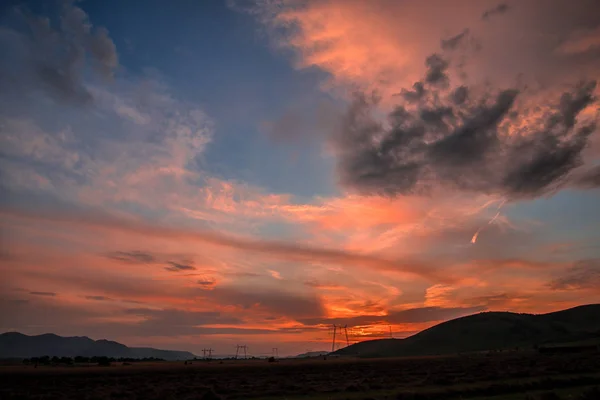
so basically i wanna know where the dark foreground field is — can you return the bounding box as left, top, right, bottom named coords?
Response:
left=1, top=351, right=599, bottom=400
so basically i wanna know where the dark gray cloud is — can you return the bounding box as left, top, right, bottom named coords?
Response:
left=398, top=81, right=426, bottom=103
left=299, top=306, right=484, bottom=327
left=502, top=83, right=597, bottom=196
left=0, top=1, right=118, bottom=104
left=441, top=29, right=470, bottom=51
left=425, top=54, right=450, bottom=86
left=106, top=251, right=200, bottom=273
left=548, top=259, right=600, bottom=290
left=84, top=295, right=112, bottom=301
left=451, top=85, right=469, bottom=105
left=335, top=51, right=598, bottom=199
left=165, top=261, right=196, bottom=272
left=482, top=3, right=510, bottom=20
left=197, top=278, right=216, bottom=286
left=106, top=250, right=157, bottom=264
left=29, top=291, right=57, bottom=297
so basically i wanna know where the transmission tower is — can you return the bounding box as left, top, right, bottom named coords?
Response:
left=344, top=324, right=350, bottom=347
left=235, top=344, right=247, bottom=359
left=331, top=324, right=337, bottom=352
left=202, top=348, right=213, bottom=359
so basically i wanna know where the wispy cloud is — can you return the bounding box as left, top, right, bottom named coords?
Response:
left=548, top=259, right=600, bottom=291
left=29, top=291, right=57, bottom=297
left=481, top=3, right=510, bottom=20
left=165, top=262, right=197, bottom=272
left=1, top=204, right=450, bottom=282
left=106, top=251, right=157, bottom=264
left=84, top=295, right=112, bottom=301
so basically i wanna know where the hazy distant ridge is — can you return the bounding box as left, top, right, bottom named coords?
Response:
left=294, top=351, right=329, bottom=358
left=0, top=332, right=195, bottom=360
left=334, top=304, right=600, bottom=358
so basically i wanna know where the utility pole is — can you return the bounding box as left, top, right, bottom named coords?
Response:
left=389, top=325, right=393, bottom=339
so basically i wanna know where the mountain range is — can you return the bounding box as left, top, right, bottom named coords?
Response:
left=0, top=332, right=195, bottom=360
left=333, top=304, right=600, bottom=358
left=3, top=304, right=599, bottom=361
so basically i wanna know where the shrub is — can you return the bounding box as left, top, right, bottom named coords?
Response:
left=538, top=392, right=562, bottom=400
left=97, top=357, right=112, bottom=367
left=579, top=387, right=600, bottom=400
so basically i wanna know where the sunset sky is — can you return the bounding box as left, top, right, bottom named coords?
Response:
left=1, top=0, right=600, bottom=357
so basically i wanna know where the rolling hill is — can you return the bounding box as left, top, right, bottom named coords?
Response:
left=294, top=351, right=329, bottom=358
left=333, top=304, right=600, bottom=358
left=0, top=332, right=195, bottom=360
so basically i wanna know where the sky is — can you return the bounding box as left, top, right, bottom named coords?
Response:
left=1, top=0, right=600, bottom=357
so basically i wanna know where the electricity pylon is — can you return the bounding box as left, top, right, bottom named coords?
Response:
left=235, top=345, right=247, bottom=359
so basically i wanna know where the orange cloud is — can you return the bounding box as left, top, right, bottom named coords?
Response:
left=251, top=0, right=600, bottom=111
left=267, top=0, right=490, bottom=100
left=0, top=205, right=450, bottom=282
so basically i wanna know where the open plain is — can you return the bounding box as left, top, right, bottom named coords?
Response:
left=1, top=351, right=600, bottom=400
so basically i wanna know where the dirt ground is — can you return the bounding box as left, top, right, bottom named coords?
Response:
left=1, top=351, right=599, bottom=399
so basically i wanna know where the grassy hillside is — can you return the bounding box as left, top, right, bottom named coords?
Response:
left=334, top=304, right=600, bottom=358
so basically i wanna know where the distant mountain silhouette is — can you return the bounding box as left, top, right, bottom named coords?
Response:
left=333, top=304, right=600, bottom=358
left=0, top=332, right=195, bottom=360
left=294, top=351, right=329, bottom=358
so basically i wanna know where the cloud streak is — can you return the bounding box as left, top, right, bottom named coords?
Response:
left=481, top=3, right=510, bottom=20
left=165, top=262, right=196, bottom=272
left=1, top=204, right=450, bottom=283
left=29, top=291, right=57, bottom=297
